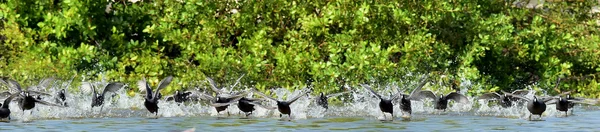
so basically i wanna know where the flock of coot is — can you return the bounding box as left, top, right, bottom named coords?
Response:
left=0, top=74, right=598, bottom=122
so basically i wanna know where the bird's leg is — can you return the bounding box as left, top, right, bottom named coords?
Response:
left=100, top=105, right=104, bottom=112
left=528, top=114, right=531, bottom=121
left=227, top=111, right=230, bottom=117
left=279, top=113, right=282, bottom=118
left=571, top=108, right=575, bottom=115
left=155, top=109, right=159, bottom=118
left=565, top=110, right=568, bottom=117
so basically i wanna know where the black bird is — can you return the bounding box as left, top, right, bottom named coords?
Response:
left=1, top=94, right=16, bottom=120
left=360, top=84, right=400, bottom=120
left=507, top=93, right=554, bottom=120
left=549, top=94, right=597, bottom=117
left=252, top=88, right=310, bottom=119
left=311, top=83, right=355, bottom=110
left=418, top=90, right=469, bottom=111
left=314, top=91, right=350, bottom=110
left=194, top=90, right=248, bottom=116
left=237, top=96, right=271, bottom=117
left=138, top=76, right=174, bottom=117
left=18, top=77, right=56, bottom=101
left=477, top=90, right=530, bottom=108
left=526, top=96, right=549, bottom=120
left=54, top=89, right=68, bottom=107
left=54, top=75, right=76, bottom=107
left=87, top=82, right=125, bottom=111
left=203, top=75, right=249, bottom=116
left=165, top=90, right=194, bottom=104
left=0, top=78, right=63, bottom=114
left=395, top=73, right=430, bottom=118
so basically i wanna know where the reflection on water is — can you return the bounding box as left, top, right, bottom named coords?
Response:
left=1, top=82, right=599, bottom=131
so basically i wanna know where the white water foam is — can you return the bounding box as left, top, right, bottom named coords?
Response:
left=2, top=78, right=593, bottom=122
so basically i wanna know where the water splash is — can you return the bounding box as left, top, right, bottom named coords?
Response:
left=3, top=80, right=595, bottom=122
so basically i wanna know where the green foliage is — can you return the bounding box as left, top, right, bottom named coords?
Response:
left=0, top=0, right=599, bottom=98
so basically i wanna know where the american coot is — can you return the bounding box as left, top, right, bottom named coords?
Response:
left=477, top=90, right=530, bottom=108
left=508, top=94, right=554, bottom=120
left=138, top=76, right=173, bottom=118
left=0, top=94, right=16, bottom=120
left=165, top=90, right=194, bottom=104
left=251, top=88, right=310, bottom=119
left=54, top=75, right=76, bottom=107
left=548, top=94, right=597, bottom=117
left=89, top=82, right=126, bottom=111
left=237, top=96, right=272, bottom=117
left=313, top=84, right=352, bottom=110
left=418, top=90, right=469, bottom=111
left=0, top=78, right=64, bottom=115
left=54, top=89, right=68, bottom=107
left=361, top=84, right=400, bottom=120
left=395, top=73, right=430, bottom=118
left=204, top=75, right=249, bottom=116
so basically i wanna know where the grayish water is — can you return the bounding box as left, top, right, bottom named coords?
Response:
left=1, top=109, right=599, bottom=131
left=1, top=82, right=599, bottom=131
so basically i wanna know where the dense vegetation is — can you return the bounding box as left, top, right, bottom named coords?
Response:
left=1, top=0, right=599, bottom=98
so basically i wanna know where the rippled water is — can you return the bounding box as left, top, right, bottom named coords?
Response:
left=2, top=107, right=599, bottom=131
left=1, top=82, right=599, bottom=131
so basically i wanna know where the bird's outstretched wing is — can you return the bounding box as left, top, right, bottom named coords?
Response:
left=1, top=78, right=23, bottom=93
left=155, top=76, right=173, bottom=99
left=102, top=82, right=125, bottom=96
left=35, top=98, right=65, bottom=107
left=477, top=92, right=502, bottom=100
left=286, top=88, right=310, bottom=104
left=229, top=74, right=246, bottom=91
left=417, top=90, right=437, bottom=101
left=251, top=89, right=279, bottom=102
left=360, top=84, right=383, bottom=100
left=447, top=92, right=469, bottom=103
left=194, top=92, right=216, bottom=101
left=1, top=93, right=18, bottom=108
left=27, top=90, right=53, bottom=97
left=37, top=77, right=56, bottom=90
left=0, top=91, right=11, bottom=100
left=247, top=101, right=277, bottom=110
left=510, top=90, right=530, bottom=96
left=504, top=93, right=531, bottom=101
left=407, top=73, right=430, bottom=100
left=80, top=82, right=94, bottom=95
left=137, top=78, right=152, bottom=99
left=210, top=97, right=242, bottom=107
left=206, top=77, right=227, bottom=95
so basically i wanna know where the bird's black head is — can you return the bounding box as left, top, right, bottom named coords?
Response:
left=559, top=96, right=564, bottom=101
